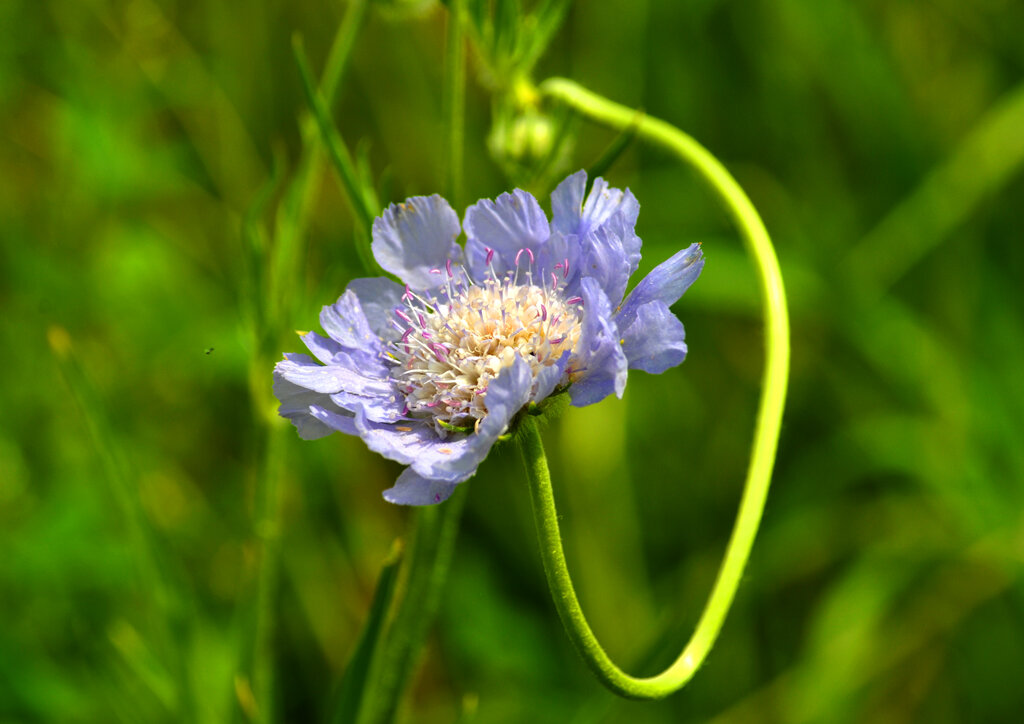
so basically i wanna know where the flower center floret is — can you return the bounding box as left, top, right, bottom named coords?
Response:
left=389, top=259, right=582, bottom=434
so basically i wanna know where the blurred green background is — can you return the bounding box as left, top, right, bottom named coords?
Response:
left=3, top=0, right=1024, bottom=722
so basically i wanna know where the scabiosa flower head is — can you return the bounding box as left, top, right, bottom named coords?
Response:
left=273, top=171, right=704, bottom=505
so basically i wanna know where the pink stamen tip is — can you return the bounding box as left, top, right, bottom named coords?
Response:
left=429, top=343, right=447, bottom=361
left=540, top=304, right=547, bottom=321
left=485, top=247, right=495, bottom=265
left=562, top=258, right=570, bottom=279
left=418, top=313, right=427, bottom=327
left=567, top=296, right=583, bottom=305
left=434, top=493, right=441, bottom=503
left=396, top=309, right=412, bottom=324
left=515, top=247, right=535, bottom=266
left=430, top=268, right=442, bottom=275
left=551, top=272, right=558, bottom=288
left=446, top=259, right=453, bottom=277
left=401, top=329, right=414, bottom=343
left=403, top=284, right=413, bottom=300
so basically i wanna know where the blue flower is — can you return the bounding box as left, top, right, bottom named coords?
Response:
left=273, top=171, right=704, bottom=505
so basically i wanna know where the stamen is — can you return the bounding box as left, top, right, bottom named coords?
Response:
left=389, top=271, right=583, bottom=430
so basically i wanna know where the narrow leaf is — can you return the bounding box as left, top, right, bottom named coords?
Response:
left=331, top=540, right=405, bottom=724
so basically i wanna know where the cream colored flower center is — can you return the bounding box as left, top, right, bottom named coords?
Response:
left=391, top=278, right=582, bottom=433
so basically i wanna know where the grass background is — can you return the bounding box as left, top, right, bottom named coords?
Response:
left=2, top=0, right=1024, bottom=722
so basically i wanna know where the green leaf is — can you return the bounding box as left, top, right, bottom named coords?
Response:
left=331, top=540, right=405, bottom=724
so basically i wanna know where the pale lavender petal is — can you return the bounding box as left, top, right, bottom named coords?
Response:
left=300, top=331, right=342, bottom=365
left=615, top=243, right=704, bottom=330
left=275, top=353, right=391, bottom=397
left=382, top=467, right=459, bottom=506
left=319, top=290, right=384, bottom=361
left=581, top=177, right=639, bottom=236
left=354, top=356, right=533, bottom=483
left=273, top=373, right=338, bottom=440
left=619, top=301, right=688, bottom=374
left=464, top=189, right=551, bottom=279
left=550, top=171, right=639, bottom=240
left=569, top=278, right=628, bottom=407
left=573, top=212, right=641, bottom=304
left=308, top=404, right=358, bottom=436
left=276, top=352, right=403, bottom=423
left=371, top=195, right=462, bottom=290
left=330, top=387, right=406, bottom=423
left=531, top=351, right=570, bottom=403
left=346, top=277, right=405, bottom=342
left=409, top=354, right=533, bottom=481
left=550, top=170, right=587, bottom=235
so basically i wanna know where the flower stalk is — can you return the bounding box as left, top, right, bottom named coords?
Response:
left=518, top=78, right=790, bottom=699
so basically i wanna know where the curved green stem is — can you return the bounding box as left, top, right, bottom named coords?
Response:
left=518, top=78, right=790, bottom=699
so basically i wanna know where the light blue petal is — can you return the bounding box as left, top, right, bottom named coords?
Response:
left=619, top=301, right=688, bottom=374
left=550, top=170, right=587, bottom=235
left=550, top=171, right=639, bottom=240
left=319, top=290, right=385, bottom=363
left=464, top=189, right=552, bottom=279
left=531, top=351, right=570, bottom=403
left=382, top=467, right=459, bottom=506
left=573, top=212, right=641, bottom=304
left=273, top=373, right=340, bottom=440
left=581, top=177, right=639, bottom=236
left=569, top=278, right=628, bottom=407
left=276, top=353, right=392, bottom=397
left=371, top=195, right=462, bottom=290
left=353, top=355, right=533, bottom=483
left=330, top=387, right=407, bottom=423
left=308, top=404, right=358, bottom=435
left=300, top=331, right=342, bottom=364
left=615, top=243, right=704, bottom=330
left=346, top=277, right=405, bottom=342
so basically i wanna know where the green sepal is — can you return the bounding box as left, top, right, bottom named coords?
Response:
left=438, top=419, right=475, bottom=434
left=534, top=390, right=570, bottom=421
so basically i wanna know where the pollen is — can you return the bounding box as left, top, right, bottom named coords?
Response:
left=389, top=261, right=582, bottom=435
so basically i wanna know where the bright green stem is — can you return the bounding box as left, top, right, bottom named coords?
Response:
left=363, top=485, right=468, bottom=724
left=520, top=78, right=790, bottom=699
left=293, top=34, right=379, bottom=275
left=443, top=0, right=466, bottom=207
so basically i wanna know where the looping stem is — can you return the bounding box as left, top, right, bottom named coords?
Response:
left=517, top=78, right=790, bottom=699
